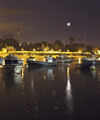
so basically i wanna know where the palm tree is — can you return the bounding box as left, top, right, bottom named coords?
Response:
left=69, top=37, right=75, bottom=44
left=77, top=37, right=82, bottom=44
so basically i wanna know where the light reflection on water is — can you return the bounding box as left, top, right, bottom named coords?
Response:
left=98, top=69, right=100, bottom=81
left=65, top=67, right=74, bottom=114
left=2, top=73, right=22, bottom=87
left=0, top=63, right=100, bottom=119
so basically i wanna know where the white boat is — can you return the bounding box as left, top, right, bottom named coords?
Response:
left=18, top=58, right=23, bottom=65
left=10, top=55, right=23, bottom=65
left=2, top=54, right=23, bottom=74
left=27, top=56, right=57, bottom=66
left=0, top=57, right=5, bottom=65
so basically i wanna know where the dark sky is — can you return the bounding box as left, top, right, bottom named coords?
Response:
left=0, top=0, right=100, bottom=46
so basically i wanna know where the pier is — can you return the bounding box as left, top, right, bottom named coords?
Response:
left=0, top=50, right=92, bottom=58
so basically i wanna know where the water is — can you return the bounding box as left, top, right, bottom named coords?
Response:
left=0, top=62, right=100, bottom=120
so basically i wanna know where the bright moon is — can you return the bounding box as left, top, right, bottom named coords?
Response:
left=67, top=22, right=71, bottom=26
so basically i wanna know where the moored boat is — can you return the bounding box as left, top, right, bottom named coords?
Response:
left=2, top=54, right=23, bottom=74
left=27, top=56, right=57, bottom=66
left=76, top=54, right=96, bottom=69
left=0, top=57, right=5, bottom=65
left=76, top=61, right=96, bottom=69
left=56, top=54, right=73, bottom=63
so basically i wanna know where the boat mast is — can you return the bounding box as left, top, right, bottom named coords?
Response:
left=84, top=33, right=87, bottom=54
left=63, top=37, right=65, bottom=53
left=85, top=34, right=86, bottom=51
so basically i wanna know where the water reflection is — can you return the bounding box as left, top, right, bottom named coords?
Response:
left=28, top=66, right=56, bottom=81
left=23, top=65, right=69, bottom=119
left=21, top=63, right=26, bottom=79
left=90, top=69, right=96, bottom=79
left=97, top=69, right=100, bottom=82
left=1, top=63, right=27, bottom=89
left=1, top=63, right=100, bottom=120
left=13, top=74, right=22, bottom=85
left=2, top=73, right=22, bottom=88
left=0, top=69, right=5, bottom=88
left=78, top=57, right=81, bottom=64
left=23, top=66, right=57, bottom=119
left=65, top=66, right=74, bottom=114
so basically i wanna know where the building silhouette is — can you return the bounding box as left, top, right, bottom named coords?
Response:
left=17, top=28, right=20, bottom=43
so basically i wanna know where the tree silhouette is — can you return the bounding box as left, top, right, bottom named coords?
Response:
left=53, top=40, right=64, bottom=51
left=2, top=34, right=20, bottom=50
left=69, top=37, right=75, bottom=44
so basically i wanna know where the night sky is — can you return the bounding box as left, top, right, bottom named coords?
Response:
left=0, top=0, right=100, bottom=46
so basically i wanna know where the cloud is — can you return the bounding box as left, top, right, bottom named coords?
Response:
left=0, top=8, right=37, bottom=32
left=0, top=8, right=30, bottom=17
left=0, top=21, right=22, bottom=30
left=0, top=8, right=32, bottom=30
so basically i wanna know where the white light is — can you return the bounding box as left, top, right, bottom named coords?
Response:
left=67, top=22, right=71, bottom=26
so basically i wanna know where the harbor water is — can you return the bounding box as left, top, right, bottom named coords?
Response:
left=0, top=62, right=100, bottom=120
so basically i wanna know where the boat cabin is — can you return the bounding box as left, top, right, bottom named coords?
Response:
left=44, top=56, right=54, bottom=63
left=4, top=54, right=19, bottom=65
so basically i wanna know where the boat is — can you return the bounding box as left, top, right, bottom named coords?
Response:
left=56, top=54, right=73, bottom=63
left=76, top=35, right=96, bottom=69
left=2, top=54, right=23, bottom=74
left=76, top=54, right=96, bottom=69
left=27, top=56, right=57, bottom=66
left=17, top=57, right=23, bottom=65
left=56, top=37, right=73, bottom=63
left=94, top=57, right=100, bottom=65
left=0, top=57, right=5, bottom=65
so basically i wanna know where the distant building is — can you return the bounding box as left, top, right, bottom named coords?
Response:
left=41, top=43, right=50, bottom=51
left=17, top=28, right=20, bottom=43
left=2, top=48, right=7, bottom=53
left=41, top=43, right=45, bottom=50
left=2, top=46, right=16, bottom=52
left=44, top=45, right=49, bottom=51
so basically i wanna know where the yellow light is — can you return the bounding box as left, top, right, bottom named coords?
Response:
left=44, top=58, right=45, bottom=62
left=21, top=48, right=24, bottom=51
left=27, top=42, right=30, bottom=45
left=43, top=74, right=46, bottom=80
left=78, top=49, right=82, bottom=53
left=33, top=49, right=35, bottom=51
left=0, top=65, right=3, bottom=68
left=2, top=48, right=7, bottom=53
left=67, top=67, right=69, bottom=79
left=21, top=68, right=24, bottom=79
left=51, top=49, right=53, bottom=52
left=98, top=50, right=100, bottom=54
left=19, top=43, right=21, bottom=46
left=78, top=57, right=81, bottom=64
left=59, top=49, right=61, bottom=52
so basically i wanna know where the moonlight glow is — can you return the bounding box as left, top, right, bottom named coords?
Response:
left=67, top=22, right=71, bottom=26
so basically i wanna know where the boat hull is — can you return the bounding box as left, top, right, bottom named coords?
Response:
left=3, top=64, right=23, bottom=74
left=27, top=60, right=57, bottom=66
left=76, top=60, right=96, bottom=69
left=57, top=57, right=73, bottom=63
